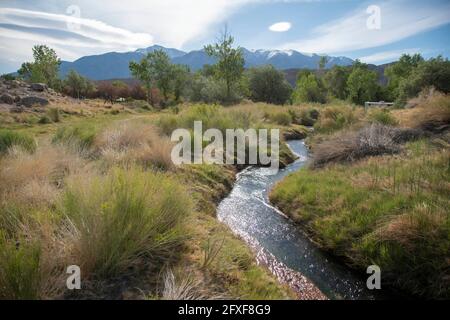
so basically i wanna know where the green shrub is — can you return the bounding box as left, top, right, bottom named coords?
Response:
left=314, top=105, right=363, bottom=133
left=61, top=168, right=191, bottom=278
left=0, top=129, right=37, bottom=154
left=269, top=112, right=292, bottom=126
left=368, top=108, right=398, bottom=126
left=52, top=123, right=97, bottom=150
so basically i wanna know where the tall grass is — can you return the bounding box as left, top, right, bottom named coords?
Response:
left=314, top=104, right=364, bottom=133
left=94, top=123, right=175, bottom=171
left=52, top=123, right=98, bottom=152
left=0, top=129, right=36, bottom=154
left=61, top=167, right=192, bottom=278
left=270, top=141, right=450, bottom=298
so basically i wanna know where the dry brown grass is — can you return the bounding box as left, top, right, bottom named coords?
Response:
left=394, top=90, right=450, bottom=132
left=312, top=124, right=422, bottom=167
left=0, top=144, right=85, bottom=206
left=94, top=123, right=175, bottom=171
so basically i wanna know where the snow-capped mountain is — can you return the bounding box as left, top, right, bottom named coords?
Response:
left=59, top=45, right=354, bottom=80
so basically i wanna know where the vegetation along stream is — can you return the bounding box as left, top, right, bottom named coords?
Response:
left=217, top=140, right=386, bottom=300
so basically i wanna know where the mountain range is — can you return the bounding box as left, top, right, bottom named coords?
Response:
left=60, top=45, right=354, bottom=80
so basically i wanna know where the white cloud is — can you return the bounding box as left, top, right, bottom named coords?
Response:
left=269, top=22, right=292, bottom=32
left=281, top=1, right=450, bottom=54
left=359, top=48, right=421, bottom=64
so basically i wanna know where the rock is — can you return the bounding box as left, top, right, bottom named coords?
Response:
left=10, top=106, right=24, bottom=113
left=0, top=93, right=14, bottom=104
left=20, top=96, right=49, bottom=107
left=30, top=83, right=47, bottom=92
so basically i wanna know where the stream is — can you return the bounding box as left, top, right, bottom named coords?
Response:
left=217, top=140, right=381, bottom=300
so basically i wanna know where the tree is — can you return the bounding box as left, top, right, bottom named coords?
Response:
left=323, top=65, right=352, bottom=100
left=172, top=64, right=190, bottom=102
left=385, top=53, right=424, bottom=99
left=396, top=55, right=450, bottom=105
left=129, top=55, right=156, bottom=106
left=347, top=64, right=378, bottom=105
left=292, top=70, right=326, bottom=104
left=247, top=65, right=292, bottom=105
left=204, top=27, right=245, bottom=102
left=130, top=49, right=176, bottom=106
left=18, top=45, right=61, bottom=88
left=64, top=70, right=94, bottom=99
left=318, top=56, right=329, bottom=70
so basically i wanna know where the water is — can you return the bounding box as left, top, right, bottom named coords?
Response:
left=217, top=140, right=379, bottom=300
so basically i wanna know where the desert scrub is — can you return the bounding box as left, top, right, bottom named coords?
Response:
left=0, top=129, right=37, bottom=154
left=270, top=141, right=450, bottom=298
left=61, top=167, right=192, bottom=278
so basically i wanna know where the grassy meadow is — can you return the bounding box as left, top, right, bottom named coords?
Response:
left=0, top=100, right=312, bottom=299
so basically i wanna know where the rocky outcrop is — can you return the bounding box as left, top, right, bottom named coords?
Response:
left=30, top=83, right=47, bottom=92
left=0, top=93, right=14, bottom=104
left=20, top=96, right=49, bottom=107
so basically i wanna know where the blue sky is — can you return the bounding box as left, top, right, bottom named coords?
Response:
left=0, top=0, right=449, bottom=73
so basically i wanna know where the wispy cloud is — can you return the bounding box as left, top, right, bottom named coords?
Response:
left=0, top=8, right=154, bottom=49
left=281, top=0, right=450, bottom=54
left=269, top=22, right=292, bottom=32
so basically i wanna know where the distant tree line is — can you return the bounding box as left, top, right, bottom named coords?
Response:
left=10, top=42, right=450, bottom=108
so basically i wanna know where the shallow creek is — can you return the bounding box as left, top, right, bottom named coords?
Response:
left=217, top=140, right=381, bottom=300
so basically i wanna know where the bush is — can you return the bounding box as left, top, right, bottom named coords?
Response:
left=61, top=168, right=191, bottom=277
left=247, top=65, right=292, bottom=105
left=368, top=109, right=398, bottom=126
left=314, top=105, right=364, bottom=133
left=0, top=129, right=37, bottom=154
left=312, top=124, right=422, bottom=167
left=269, top=112, right=292, bottom=126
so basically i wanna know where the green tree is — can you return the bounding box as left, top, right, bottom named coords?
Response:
left=247, top=65, right=292, bottom=105
left=129, top=54, right=156, bottom=106
left=18, top=45, right=61, bottom=88
left=292, top=70, right=326, bottom=104
left=172, top=64, right=190, bottom=102
left=396, top=55, right=450, bottom=105
left=130, top=50, right=175, bottom=106
left=385, top=53, right=424, bottom=99
left=323, top=65, right=351, bottom=100
left=318, top=56, right=329, bottom=70
left=64, top=70, right=94, bottom=99
left=204, top=27, right=245, bottom=102
left=347, top=64, right=378, bottom=105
